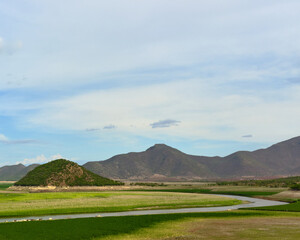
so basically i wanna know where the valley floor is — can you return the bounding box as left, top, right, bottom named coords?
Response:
left=1, top=183, right=299, bottom=239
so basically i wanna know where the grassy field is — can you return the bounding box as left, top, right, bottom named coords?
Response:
left=0, top=191, right=241, bottom=218
left=131, top=185, right=284, bottom=197
left=0, top=211, right=300, bottom=240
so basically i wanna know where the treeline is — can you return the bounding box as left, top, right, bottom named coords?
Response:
left=130, top=182, right=167, bottom=187
left=216, top=176, right=300, bottom=189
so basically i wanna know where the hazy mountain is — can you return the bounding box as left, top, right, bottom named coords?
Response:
left=15, top=159, right=123, bottom=186
left=0, top=164, right=39, bottom=181
left=84, top=136, right=300, bottom=180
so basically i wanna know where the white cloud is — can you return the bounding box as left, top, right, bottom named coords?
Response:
left=17, top=154, right=64, bottom=165
left=1, top=1, right=300, bottom=90
left=0, top=133, right=9, bottom=142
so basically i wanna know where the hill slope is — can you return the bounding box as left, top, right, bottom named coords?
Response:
left=15, top=159, right=123, bottom=186
left=84, top=136, right=300, bottom=180
left=0, top=164, right=39, bottom=181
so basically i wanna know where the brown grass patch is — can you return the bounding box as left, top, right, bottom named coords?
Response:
left=183, top=217, right=300, bottom=240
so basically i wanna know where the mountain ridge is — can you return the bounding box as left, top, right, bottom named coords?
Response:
left=84, top=136, right=300, bottom=180
left=2, top=136, right=300, bottom=181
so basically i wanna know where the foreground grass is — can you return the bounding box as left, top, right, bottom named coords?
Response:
left=0, top=211, right=299, bottom=240
left=0, top=191, right=241, bottom=218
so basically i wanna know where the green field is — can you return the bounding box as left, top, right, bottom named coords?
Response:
left=0, top=211, right=300, bottom=240
left=0, top=191, right=241, bottom=218
left=0, top=183, right=13, bottom=190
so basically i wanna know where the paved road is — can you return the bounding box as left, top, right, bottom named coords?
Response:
left=0, top=194, right=288, bottom=223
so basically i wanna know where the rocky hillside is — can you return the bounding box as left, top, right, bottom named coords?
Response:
left=15, top=159, right=123, bottom=187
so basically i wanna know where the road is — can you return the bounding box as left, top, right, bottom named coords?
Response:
left=0, top=194, right=288, bottom=223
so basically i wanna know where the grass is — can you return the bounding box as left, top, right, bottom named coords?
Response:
left=247, top=200, right=300, bottom=212
left=0, top=211, right=299, bottom=240
left=0, top=191, right=241, bottom=218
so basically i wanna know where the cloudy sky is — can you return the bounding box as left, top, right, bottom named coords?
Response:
left=1, top=0, right=300, bottom=166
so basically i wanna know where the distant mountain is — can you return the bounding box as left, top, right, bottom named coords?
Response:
left=0, top=164, right=39, bottom=181
left=84, top=136, right=300, bottom=180
left=15, top=159, right=123, bottom=187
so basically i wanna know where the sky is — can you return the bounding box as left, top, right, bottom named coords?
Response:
left=1, top=0, right=300, bottom=166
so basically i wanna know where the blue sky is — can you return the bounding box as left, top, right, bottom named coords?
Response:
left=1, top=0, right=300, bottom=166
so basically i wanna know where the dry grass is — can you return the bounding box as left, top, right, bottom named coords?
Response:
left=266, top=190, right=300, bottom=201
left=96, top=216, right=300, bottom=240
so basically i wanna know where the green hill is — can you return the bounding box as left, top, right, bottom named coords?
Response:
left=14, top=159, right=123, bottom=187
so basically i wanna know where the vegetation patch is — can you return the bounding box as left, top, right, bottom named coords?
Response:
left=134, top=188, right=280, bottom=197
left=217, top=176, right=300, bottom=188
left=130, top=182, right=167, bottom=187
left=0, top=183, right=13, bottom=190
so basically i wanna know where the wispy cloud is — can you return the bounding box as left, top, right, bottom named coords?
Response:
left=150, top=119, right=181, bottom=128
left=242, top=134, right=253, bottom=138
left=85, top=128, right=100, bottom=132
left=103, top=124, right=116, bottom=130
left=0, top=133, right=39, bottom=145
left=16, top=153, right=64, bottom=165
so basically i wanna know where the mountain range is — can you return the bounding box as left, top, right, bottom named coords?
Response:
left=83, top=136, right=300, bottom=180
left=1, top=136, right=300, bottom=181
